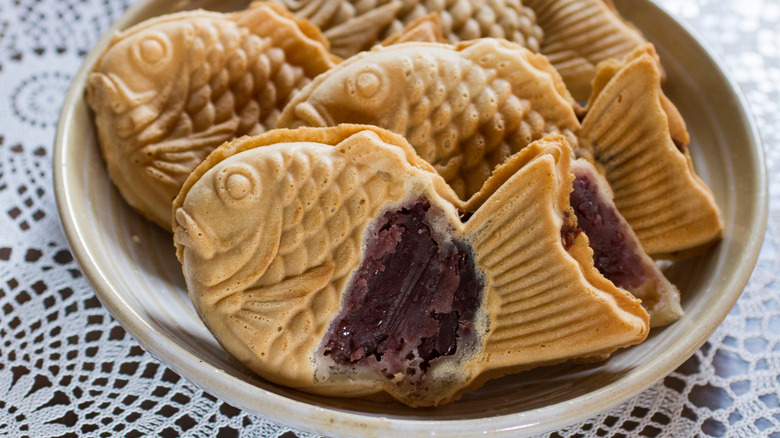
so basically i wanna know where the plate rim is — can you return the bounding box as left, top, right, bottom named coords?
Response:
left=53, top=0, right=768, bottom=436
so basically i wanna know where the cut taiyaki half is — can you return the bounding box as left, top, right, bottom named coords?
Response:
left=172, top=125, right=648, bottom=407
left=579, top=46, right=723, bottom=258
left=524, top=0, right=651, bottom=102
left=569, top=159, right=682, bottom=327
left=462, top=140, right=681, bottom=327
left=85, top=2, right=337, bottom=229
left=277, top=38, right=581, bottom=202
left=271, top=0, right=544, bottom=58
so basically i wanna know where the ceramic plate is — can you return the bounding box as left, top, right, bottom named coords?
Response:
left=54, top=1, right=767, bottom=436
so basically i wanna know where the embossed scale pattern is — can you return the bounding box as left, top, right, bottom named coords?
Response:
left=403, top=50, right=559, bottom=199
left=144, top=18, right=312, bottom=187
left=273, top=0, right=543, bottom=57
left=279, top=41, right=579, bottom=200
left=451, top=44, right=580, bottom=198
left=182, top=20, right=311, bottom=145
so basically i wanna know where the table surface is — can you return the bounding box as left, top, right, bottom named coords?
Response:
left=1, top=0, right=779, bottom=436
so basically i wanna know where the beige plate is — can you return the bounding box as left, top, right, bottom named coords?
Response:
left=54, top=0, right=767, bottom=436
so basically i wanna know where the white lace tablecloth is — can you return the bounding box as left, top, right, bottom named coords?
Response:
left=1, top=0, right=779, bottom=436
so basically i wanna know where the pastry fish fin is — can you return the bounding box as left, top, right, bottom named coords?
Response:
left=139, top=119, right=239, bottom=187
left=241, top=262, right=335, bottom=305
left=142, top=118, right=238, bottom=156
left=323, top=1, right=403, bottom=58
left=457, top=39, right=580, bottom=131
left=464, top=136, right=648, bottom=375
left=235, top=261, right=334, bottom=380
left=580, top=49, right=722, bottom=257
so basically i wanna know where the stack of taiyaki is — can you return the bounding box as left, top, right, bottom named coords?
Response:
left=85, top=0, right=723, bottom=407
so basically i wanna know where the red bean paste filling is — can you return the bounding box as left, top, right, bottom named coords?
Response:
left=560, top=211, right=580, bottom=250
left=570, top=171, right=646, bottom=289
left=672, top=136, right=687, bottom=153
left=323, top=198, right=483, bottom=383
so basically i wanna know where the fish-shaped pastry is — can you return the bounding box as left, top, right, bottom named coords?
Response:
left=569, top=158, right=682, bottom=327
left=172, top=125, right=649, bottom=407
left=579, top=45, right=723, bottom=258
left=277, top=39, right=581, bottom=202
left=270, top=0, right=544, bottom=58
left=524, top=0, right=650, bottom=102
left=458, top=140, right=682, bottom=327
left=85, top=2, right=337, bottom=229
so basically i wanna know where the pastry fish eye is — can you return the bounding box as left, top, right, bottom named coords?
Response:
left=215, top=163, right=261, bottom=208
left=345, top=65, right=390, bottom=106
left=130, top=30, right=173, bottom=74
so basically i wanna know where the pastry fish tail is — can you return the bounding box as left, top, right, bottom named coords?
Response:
left=322, top=1, right=403, bottom=58
left=580, top=46, right=722, bottom=258
left=524, top=0, right=648, bottom=101
left=570, top=158, right=683, bottom=328
left=463, top=135, right=649, bottom=376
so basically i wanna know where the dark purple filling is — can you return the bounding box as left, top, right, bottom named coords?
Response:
left=560, top=211, right=581, bottom=250
left=323, top=198, right=483, bottom=382
left=672, top=135, right=687, bottom=153
left=570, top=171, right=646, bottom=289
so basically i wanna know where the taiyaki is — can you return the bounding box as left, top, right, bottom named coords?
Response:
left=524, top=0, right=650, bottom=102
left=579, top=45, right=723, bottom=258
left=172, top=125, right=649, bottom=407
left=270, top=0, right=544, bottom=58
left=569, top=158, right=682, bottom=327
left=459, top=140, right=682, bottom=327
left=85, top=2, right=337, bottom=229
left=277, top=39, right=581, bottom=201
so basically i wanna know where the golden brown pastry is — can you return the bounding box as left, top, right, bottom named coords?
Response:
left=85, top=2, right=337, bottom=229
left=271, top=0, right=544, bottom=58
left=380, top=13, right=447, bottom=46
left=172, top=125, right=649, bottom=407
left=277, top=39, right=581, bottom=201
left=579, top=45, right=723, bottom=258
left=524, top=0, right=650, bottom=101
left=569, top=158, right=682, bottom=327
left=462, top=139, right=682, bottom=327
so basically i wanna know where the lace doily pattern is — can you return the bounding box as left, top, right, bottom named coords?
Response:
left=0, top=0, right=778, bottom=437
